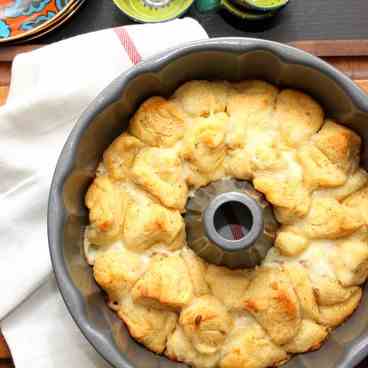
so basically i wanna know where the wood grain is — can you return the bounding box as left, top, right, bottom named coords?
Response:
left=0, top=86, right=9, bottom=104
left=0, top=335, right=10, bottom=359
left=290, top=40, right=368, bottom=57
left=0, top=362, right=13, bottom=368
left=0, top=63, right=11, bottom=87
left=0, top=45, right=41, bottom=62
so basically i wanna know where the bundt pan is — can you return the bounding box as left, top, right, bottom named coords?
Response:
left=48, top=37, right=368, bottom=368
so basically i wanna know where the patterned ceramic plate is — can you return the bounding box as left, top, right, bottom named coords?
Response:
left=0, top=0, right=78, bottom=43
left=18, top=0, right=85, bottom=42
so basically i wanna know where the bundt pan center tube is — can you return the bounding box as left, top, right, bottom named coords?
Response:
left=48, top=37, right=368, bottom=368
left=203, top=191, right=264, bottom=252
left=186, top=179, right=277, bottom=268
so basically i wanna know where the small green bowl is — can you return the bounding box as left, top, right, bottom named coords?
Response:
left=112, top=0, right=194, bottom=23
left=237, top=0, right=288, bottom=12
left=221, top=0, right=279, bottom=20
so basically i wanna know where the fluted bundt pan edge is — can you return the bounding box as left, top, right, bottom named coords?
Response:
left=48, top=37, right=368, bottom=368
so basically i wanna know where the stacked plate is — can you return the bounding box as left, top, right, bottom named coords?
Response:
left=0, top=0, right=86, bottom=44
left=196, top=0, right=289, bottom=21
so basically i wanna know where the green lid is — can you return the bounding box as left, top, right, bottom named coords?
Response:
left=196, top=0, right=221, bottom=12
left=237, top=0, right=288, bottom=11
left=112, top=0, right=194, bottom=23
left=221, top=0, right=279, bottom=20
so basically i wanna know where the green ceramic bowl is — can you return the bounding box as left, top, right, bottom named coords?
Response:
left=221, top=0, right=279, bottom=20
left=238, top=0, right=288, bottom=11
left=112, top=0, right=194, bottom=23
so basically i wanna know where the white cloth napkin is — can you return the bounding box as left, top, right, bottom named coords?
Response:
left=0, top=18, right=208, bottom=367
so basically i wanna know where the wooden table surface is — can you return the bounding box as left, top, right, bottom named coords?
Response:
left=1, top=42, right=368, bottom=367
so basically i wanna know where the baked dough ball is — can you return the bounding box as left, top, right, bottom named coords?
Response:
left=131, top=254, right=194, bottom=310
left=181, top=247, right=210, bottom=297
left=298, top=120, right=361, bottom=188
left=330, top=232, right=368, bottom=286
left=129, top=96, right=186, bottom=147
left=123, top=200, right=185, bottom=252
left=283, top=263, right=320, bottom=321
left=314, top=120, right=361, bottom=173
left=318, top=288, right=362, bottom=327
left=289, top=197, right=363, bottom=239
left=284, top=262, right=362, bottom=328
left=225, top=81, right=280, bottom=179
left=172, top=80, right=234, bottom=117
left=166, top=326, right=221, bottom=368
left=182, top=113, right=228, bottom=187
left=93, top=247, right=145, bottom=304
left=180, top=296, right=232, bottom=354
left=103, top=133, right=144, bottom=180
left=344, top=185, right=368, bottom=224
left=253, top=174, right=311, bottom=223
left=118, top=297, right=177, bottom=353
left=205, top=265, right=251, bottom=311
left=220, top=324, right=288, bottom=368
left=225, top=134, right=283, bottom=180
left=310, top=274, right=360, bottom=306
left=85, top=175, right=128, bottom=245
left=275, top=230, right=309, bottom=256
left=283, top=319, right=328, bottom=353
left=274, top=89, right=324, bottom=147
left=227, top=80, right=279, bottom=147
left=243, top=266, right=301, bottom=345
left=131, top=147, right=188, bottom=210
left=316, top=168, right=368, bottom=201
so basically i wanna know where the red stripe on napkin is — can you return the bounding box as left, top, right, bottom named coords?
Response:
left=230, top=224, right=244, bottom=240
left=114, top=27, right=142, bottom=65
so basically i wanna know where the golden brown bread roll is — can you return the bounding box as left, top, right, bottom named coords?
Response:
left=85, top=175, right=128, bottom=246
left=226, top=80, right=279, bottom=148
left=287, top=197, right=363, bottom=239
left=298, top=120, right=361, bottom=189
left=275, top=230, right=309, bottom=256
left=314, top=120, right=361, bottom=174
left=283, top=262, right=321, bottom=321
left=131, top=147, right=188, bottom=210
left=166, top=326, right=221, bottom=368
left=205, top=265, right=251, bottom=311
left=283, top=319, right=328, bottom=353
left=180, top=296, right=232, bottom=354
left=172, top=80, right=234, bottom=117
left=129, top=96, right=186, bottom=147
left=274, top=89, right=324, bottom=147
left=243, top=266, right=301, bottom=345
left=181, top=247, right=210, bottom=297
left=284, top=262, right=363, bottom=328
left=318, top=288, right=362, bottom=327
left=310, top=274, right=360, bottom=306
left=220, top=323, right=289, bottom=368
left=103, top=133, right=144, bottom=180
left=225, top=81, right=280, bottom=179
left=182, top=112, right=228, bottom=188
left=93, top=247, right=146, bottom=304
left=330, top=231, right=368, bottom=287
left=316, top=168, right=368, bottom=201
left=118, top=296, right=177, bottom=353
left=131, top=254, right=194, bottom=310
left=344, top=185, right=368, bottom=224
left=253, top=174, right=311, bottom=222
left=123, top=200, right=185, bottom=252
